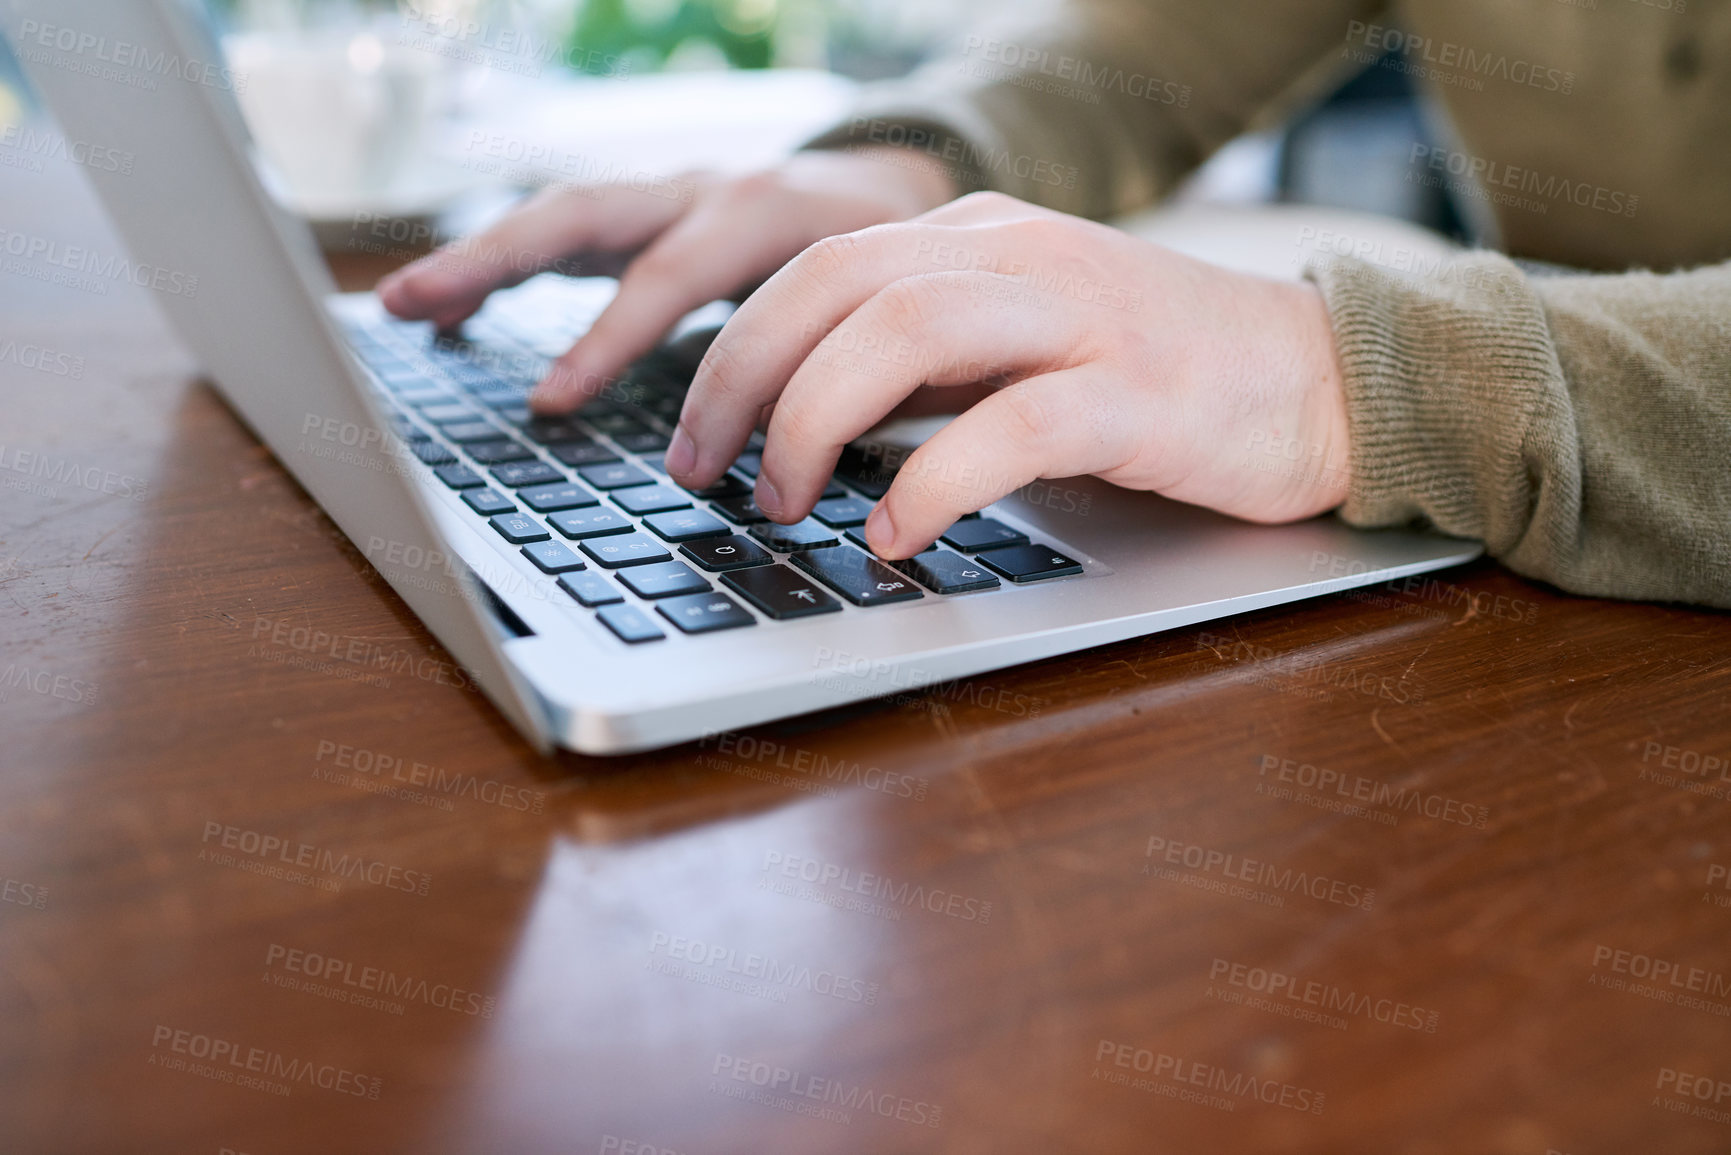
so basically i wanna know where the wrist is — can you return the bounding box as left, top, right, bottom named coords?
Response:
left=1288, top=282, right=1353, bottom=514
left=789, top=145, right=959, bottom=217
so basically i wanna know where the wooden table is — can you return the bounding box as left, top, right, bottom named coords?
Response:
left=5, top=141, right=1731, bottom=1155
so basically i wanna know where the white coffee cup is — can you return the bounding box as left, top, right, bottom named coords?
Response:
left=226, top=26, right=442, bottom=213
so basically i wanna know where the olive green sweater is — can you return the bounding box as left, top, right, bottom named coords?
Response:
left=808, top=0, right=1731, bottom=606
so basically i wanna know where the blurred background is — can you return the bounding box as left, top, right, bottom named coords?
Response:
left=0, top=0, right=1467, bottom=252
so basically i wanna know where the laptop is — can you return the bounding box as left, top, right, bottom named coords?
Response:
left=11, top=0, right=1481, bottom=754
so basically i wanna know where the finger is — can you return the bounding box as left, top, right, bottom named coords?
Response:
left=530, top=185, right=815, bottom=414
left=865, top=368, right=1135, bottom=558
left=754, top=272, right=1084, bottom=520
left=673, top=222, right=1025, bottom=486
left=378, top=183, right=689, bottom=330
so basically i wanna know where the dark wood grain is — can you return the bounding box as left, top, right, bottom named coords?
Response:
left=4, top=152, right=1730, bottom=1155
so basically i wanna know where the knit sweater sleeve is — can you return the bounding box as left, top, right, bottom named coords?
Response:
left=802, top=0, right=1383, bottom=220
left=1309, top=254, right=1731, bottom=607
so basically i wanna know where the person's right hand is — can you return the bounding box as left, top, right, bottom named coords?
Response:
left=376, top=149, right=956, bottom=414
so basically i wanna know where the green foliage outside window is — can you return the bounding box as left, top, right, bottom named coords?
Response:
left=568, top=0, right=781, bottom=73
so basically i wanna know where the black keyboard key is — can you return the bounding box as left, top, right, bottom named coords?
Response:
left=420, top=402, right=477, bottom=423
left=521, top=540, right=586, bottom=574
left=732, top=452, right=763, bottom=478
left=584, top=409, right=650, bottom=436
left=711, top=495, right=768, bottom=525
left=524, top=417, right=590, bottom=445
left=840, top=475, right=890, bottom=499
left=643, top=508, right=729, bottom=542
left=548, top=508, right=633, bottom=539
left=433, top=464, right=485, bottom=489
left=597, top=604, right=665, bottom=644
left=638, top=453, right=666, bottom=475
left=749, top=519, right=839, bottom=552
left=722, top=565, right=842, bottom=620
left=490, top=513, right=549, bottom=544
left=614, top=430, right=671, bottom=453
left=616, top=561, right=711, bottom=600
left=580, top=532, right=672, bottom=568
left=680, top=535, right=773, bottom=572
left=518, top=481, right=600, bottom=512
left=820, top=479, right=849, bottom=500
left=495, top=405, right=533, bottom=426
left=681, top=472, right=750, bottom=500
left=791, top=547, right=924, bottom=606
left=656, top=592, right=756, bottom=635
left=558, top=570, right=623, bottom=607
left=442, top=420, right=507, bottom=443
left=611, top=484, right=692, bottom=516
left=810, top=496, right=874, bottom=528
left=642, top=394, right=683, bottom=421
left=464, top=439, right=535, bottom=464
left=833, top=445, right=893, bottom=498
left=843, top=526, right=935, bottom=554
left=491, top=461, right=564, bottom=489
left=472, top=389, right=529, bottom=411
left=977, top=544, right=1084, bottom=583
left=457, top=393, right=520, bottom=416
left=462, top=488, right=516, bottom=516
left=410, top=440, right=458, bottom=465
left=940, top=518, right=1030, bottom=552
left=578, top=462, right=654, bottom=490
left=892, top=550, right=1001, bottom=594
left=549, top=440, right=621, bottom=467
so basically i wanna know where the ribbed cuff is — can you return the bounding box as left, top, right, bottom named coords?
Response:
left=800, top=113, right=996, bottom=201
left=1305, top=252, right=1569, bottom=557
left=796, top=108, right=1003, bottom=200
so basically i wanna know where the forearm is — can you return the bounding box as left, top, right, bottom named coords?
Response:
left=1311, top=254, right=1731, bottom=607
left=805, top=0, right=1386, bottom=219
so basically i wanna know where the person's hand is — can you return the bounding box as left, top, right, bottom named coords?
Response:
left=665, top=192, right=1352, bottom=558
left=376, top=149, right=955, bottom=414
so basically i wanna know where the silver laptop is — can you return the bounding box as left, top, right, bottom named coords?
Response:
left=12, top=0, right=1481, bottom=754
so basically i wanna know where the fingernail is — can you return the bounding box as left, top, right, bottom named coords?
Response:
left=665, top=425, right=696, bottom=477
left=864, top=503, right=895, bottom=554
left=755, top=475, right=782, bottom=517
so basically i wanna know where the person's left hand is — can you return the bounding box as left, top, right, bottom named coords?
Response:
left=663, top=191, right=1354, bottom=560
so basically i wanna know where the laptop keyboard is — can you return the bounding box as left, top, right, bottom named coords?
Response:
left=339, top=301, right=1084, bottom=646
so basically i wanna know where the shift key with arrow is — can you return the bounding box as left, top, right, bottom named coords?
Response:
left=791, top=546, right=925, bottom=607
left=890, top=550, right=1002, bottom=595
